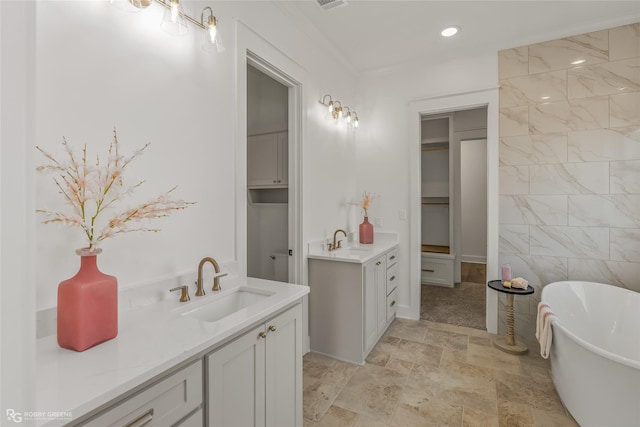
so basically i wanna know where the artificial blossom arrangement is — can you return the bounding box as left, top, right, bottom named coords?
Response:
left=36, top=129, right=193, bottom=250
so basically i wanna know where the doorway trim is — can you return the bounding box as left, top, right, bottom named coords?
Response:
left=235, top=22, right=304, bottom=286
left=408, top=87, right=499, bottom=334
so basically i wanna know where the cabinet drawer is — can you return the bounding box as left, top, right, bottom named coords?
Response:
left=421, top=256, right=454, bottom=287
left=386, top=263, right=398, bottom=296
left=386, top=288, right=398, bottom=323
left=386, top=248, right=398, bottom=267
left=84, top=361, right=202, bottom=427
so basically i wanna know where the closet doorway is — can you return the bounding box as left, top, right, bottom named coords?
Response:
left=245, top=56, right=301, bottom=285
left=420, top=107, right=488, bottom=330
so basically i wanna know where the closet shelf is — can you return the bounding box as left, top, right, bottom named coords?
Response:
left=421, top=196, right=449, bottom=205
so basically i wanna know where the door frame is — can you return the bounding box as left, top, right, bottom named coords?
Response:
left=235, top=23, right=303, bottom=286
left=408, top=87, right=499, bottom=333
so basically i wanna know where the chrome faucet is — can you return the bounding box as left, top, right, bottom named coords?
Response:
left=328, top=229, right=347, bottom=251
left=196, top=257, right=225, bottom=295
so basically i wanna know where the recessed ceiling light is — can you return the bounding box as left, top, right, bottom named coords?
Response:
left=571, top=59, right=586, bottom=65
left=441, top=26, right=459, bottom=37
left=541, top=96, right=550, bottom=100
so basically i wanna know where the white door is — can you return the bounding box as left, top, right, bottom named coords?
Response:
left=247, top=134, right=279, bottom=186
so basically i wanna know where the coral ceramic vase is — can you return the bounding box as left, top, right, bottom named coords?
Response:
left=359, top=216, right=374, bottom=244
left=57, top=248, right=118, bottom=352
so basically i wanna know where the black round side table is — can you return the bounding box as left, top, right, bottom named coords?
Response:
left=487, top=279, right=534, bottom=355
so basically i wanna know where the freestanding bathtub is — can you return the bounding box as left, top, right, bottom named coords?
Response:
left=541, top=281, right=640, bottom=427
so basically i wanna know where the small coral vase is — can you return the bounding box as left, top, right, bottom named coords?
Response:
left=359, top=216, right=374, bottom=244
left=57, top=248, right=118, bottom=352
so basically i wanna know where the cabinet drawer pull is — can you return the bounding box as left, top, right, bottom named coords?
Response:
left=125, top=408, right=154, bottom=427
left=390, top=300, right=396, bottom=307
left=268, top=325, right=277, bottom=332
left=376, top=261, right=382, bottom=266
left=258, top=331, right=267, bottom=339
left=389, top=275, right=396, bottom=281
left=422, top=269, right=435, bottom=273
left=390, top=255, right=396, bottom=260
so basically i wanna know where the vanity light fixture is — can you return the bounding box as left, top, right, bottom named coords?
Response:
left=441, top=26, right=459, bottom=37
left=319, top=94, right=360, bottom=128
left=201, top=6, right=225, bottom=52
left=161, top=0, right=189, bottom=36
left=112, top=0, right=224, bottom=53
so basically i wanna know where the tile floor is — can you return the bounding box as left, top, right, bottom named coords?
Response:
left=303, top=318, right=578, bottom=427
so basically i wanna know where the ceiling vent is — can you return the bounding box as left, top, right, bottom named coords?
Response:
left=316, top=0, right=348, bottom=11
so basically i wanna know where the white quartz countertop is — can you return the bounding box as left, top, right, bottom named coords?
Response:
left=307, top=232, right=399, bottom=264
left=35, top=277, right=308, bottom=426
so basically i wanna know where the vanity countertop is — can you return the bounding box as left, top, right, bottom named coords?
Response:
left=307, top=232, right=398, bottom=264
left=35, top=277, right=308, bottom=426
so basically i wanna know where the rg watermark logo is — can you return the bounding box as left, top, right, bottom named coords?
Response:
left=6, top=409, right=73, bottom=423
left=6, top=409, right=22, bottom=423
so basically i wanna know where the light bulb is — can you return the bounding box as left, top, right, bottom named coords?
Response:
left=328, top=101, right=334, bottom=113
left=338, top=108, right=343, bottom=119
left=170, top=0, right=179, bottom=22
left=354, top=117, right=359, bottom=128
left=346, top=112, right=352, bottom=123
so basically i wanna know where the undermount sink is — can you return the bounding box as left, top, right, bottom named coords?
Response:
left=180, top=287, right=275, bottom=323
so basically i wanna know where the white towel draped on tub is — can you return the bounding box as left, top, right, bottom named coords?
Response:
left=536, top=302, right=557, bottom=359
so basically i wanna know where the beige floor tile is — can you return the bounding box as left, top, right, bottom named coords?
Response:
left=406, top=364, right=498, bottom=416
left=303, top=376, right=346, bottom=421
left=365, top=335, right=400, bottom=367
left=463, top=407, right=499, bottom=427
left=333, top=364, right=406, bottom=419
left=466, top=343, right=523, bottom=376
left=498, top=400, right=534, bottom=426
left=494, top=370, right=565, bottom=415
left=531, top=407, right=579, bottom=427
left=352, top=414, right=392, bottom=427
left=305, top=351, right=339, bottom=367
left=392, top=339, right=443, bottom=367
left=304, top=406, right=359, bottom=427
left=468, top=335, right=492, bottom=347
left=424, top=327, right=469, bottom=351
left=385, top=318, right=428, bottom=343
left=384, top=358, right=413, bottom=377
left=395, top=391, right=464, bottom=426
left=322, top=360, right=359, bottom=387
left=425, top=320, right=492, bottom=338
left=440, top=348, right=495, bottom=382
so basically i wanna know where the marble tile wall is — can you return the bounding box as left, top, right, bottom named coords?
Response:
left=498, top=22, right=640, bottom=338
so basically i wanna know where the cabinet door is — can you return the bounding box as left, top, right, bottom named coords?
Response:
left=207, top=325, right=266, bottom=427
left=277, top=132, right=288, bottom=186
left=363, top=260, right=378, bottom=353
left=375, top=258, right=387, bottom=335
left=248, top=134, right=279, bottom=186
left=265, top=304, right=303, bottom=427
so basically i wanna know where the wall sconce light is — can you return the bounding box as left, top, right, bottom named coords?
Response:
left=201, top=6, right=225, bottom=53
left=112, top=0, right=224, bottom=53
left=319, top=94, right=360, bottom=129
left=161, top=0, right=189, bottom=36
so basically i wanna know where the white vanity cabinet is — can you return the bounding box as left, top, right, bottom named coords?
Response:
left=309, top=245, right=399, bottom=365
left=206, top=303, right=303, bottom=427
left=82, top=361, right=203, bottom=426
left=247, top=131, right=288, bottom=187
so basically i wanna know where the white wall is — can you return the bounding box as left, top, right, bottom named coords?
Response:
left=357, top=54, right=498, bottom=321
left=32, top=0, right=358, bottom=313
left=247, top=65, right=288, bottom=135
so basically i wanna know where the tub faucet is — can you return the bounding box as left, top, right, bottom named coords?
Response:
left=196, top=257, right=225, bottom=295
left=328, top=229, right=347, bottom=251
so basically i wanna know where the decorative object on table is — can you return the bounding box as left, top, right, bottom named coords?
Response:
left=487, top=279, right=534, bottom=355
left=37, top=129, right=193, bottom=352
left=510, top=277, right=529, bottom=289
left=501, top=263, right=512, bottom=282
left=358, top=191, right=374, bottom=244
